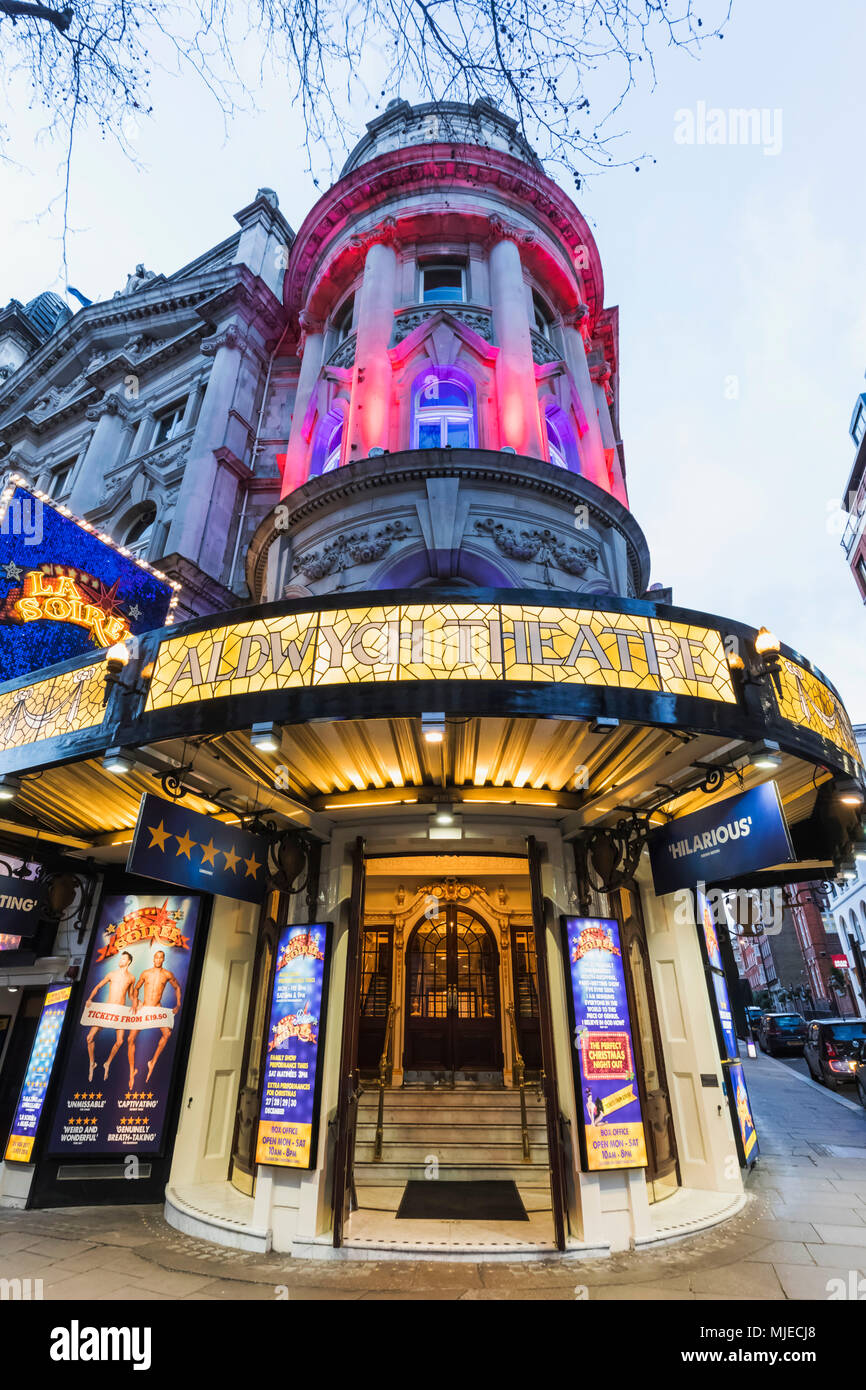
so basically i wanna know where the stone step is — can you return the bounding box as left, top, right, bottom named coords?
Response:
left=358, top=1092, right=545, bottom=1113
left=354, top=1140, right=547, bottom=1164
left=353, top=1162, right=552, bottom=1186
left=355, top=1107, right=547, bottom=1127
left=355, top=1122, right=548, bottom=1145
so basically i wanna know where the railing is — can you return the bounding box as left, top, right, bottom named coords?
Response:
left=506, top=1003, right=532, bottom=1162
left=372, top=1002, right=396, bottom=1162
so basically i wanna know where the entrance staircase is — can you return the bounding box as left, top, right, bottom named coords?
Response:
left=354, top=1085, right=551, bottom=1192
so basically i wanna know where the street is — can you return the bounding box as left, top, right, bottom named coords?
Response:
left=1, top=1049, right=865, bottom=1301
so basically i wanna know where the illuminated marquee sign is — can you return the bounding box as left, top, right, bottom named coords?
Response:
left=146, top=603, right=738, bottom=709
left=775, top=655, right=861, bottom=765
left=0, top=660, right=106, bottom=753
left=0, top=477, right=180, bottom=681
left=7, top=569, right=130, bottom=649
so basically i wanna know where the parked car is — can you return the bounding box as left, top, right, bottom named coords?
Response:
left=804, top=1020, right=866, bottom=1089
left=852, top=1041, right=866, bottom=1109
left=757, top=1012, right=807, bottom=1056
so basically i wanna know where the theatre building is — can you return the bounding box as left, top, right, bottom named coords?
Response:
left=0, top=101, right=864, bottom=1258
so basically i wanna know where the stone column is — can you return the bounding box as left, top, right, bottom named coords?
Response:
left=590, top=358, right=628, bottom=507
left=562, top=307, right=609, bottom=492
left=68, top=392, right=131, bottom=515
left=165, top=324, right=247, bottom=566
left=129, top=409, right=156, bottom=460
left=345, top=219, right=399, bottom=466
left=487, top=217, right=545, bottom=460
left=279, top=313, right=324, bottom=498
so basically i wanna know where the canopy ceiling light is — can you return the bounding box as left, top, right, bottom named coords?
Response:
left=250, top=722, right=281, bottom=753
left=102, top=747, right=136, bottom=775
left=748, top=739, right=783, bottom=770
left=836, top=778, right=864, bottom=809
left=421, top=713, right=446, bottom=744
left=589, top=717, right=619, bottom=735
left=0, top=773, right=22, bottom=802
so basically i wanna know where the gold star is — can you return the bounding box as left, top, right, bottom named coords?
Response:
left=148, top=820, right=171, bottom=851
left=243, top=852, right=261, bottom=879
left=175, top=828, right=196, bottom=859
left=223, top=844, right=240, bottom=873
left=200, top=838, right=218, bottom=867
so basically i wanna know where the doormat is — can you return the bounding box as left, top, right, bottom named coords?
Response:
left=396, top=1180, right=529, bottom=1221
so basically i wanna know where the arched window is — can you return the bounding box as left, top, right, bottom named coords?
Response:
left=309, top=410, right=345, bottom=477
left=533, top=290, right=555, bottom=341
left=332, top=294, right=355, bottom=344
left=413, top=370, right=476, bottom=450
left=123, top=503, right=156, bottom=559
left=543, top=402, right=579, bottom=472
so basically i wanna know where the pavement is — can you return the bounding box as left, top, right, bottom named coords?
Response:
left=1, top=1050, right=865, bottom=1300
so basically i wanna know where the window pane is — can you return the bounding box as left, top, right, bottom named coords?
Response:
left=446, top=419, right=471, bottom=449
left=421, top=378, right=469, bottom=407
left=418, top=421, right=441, bottom=449
left=423, top=266, right=464, bottom=303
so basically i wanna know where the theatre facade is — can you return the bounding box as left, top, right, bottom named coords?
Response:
left=0, top=100, right=862, bottom=1258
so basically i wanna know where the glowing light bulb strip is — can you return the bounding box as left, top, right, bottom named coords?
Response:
left=1, top=470, right=182, bottom=626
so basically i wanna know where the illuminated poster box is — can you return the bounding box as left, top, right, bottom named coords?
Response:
left=696, top=888, right=759, bottom=1167
left=4, top=985, right=72, bottom=1163
left=0, top=476, right=179, bottom=681
left=47, top=890, right=202, bottom=1157
left=560, top=915, right=648, bottom=1172
left=255, top=923, right=332, bottom=1170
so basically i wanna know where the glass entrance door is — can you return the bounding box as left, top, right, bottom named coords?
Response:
left=404, top=905, right=502, bottom=1073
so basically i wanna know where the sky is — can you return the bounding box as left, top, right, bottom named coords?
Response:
left=1, top=2, right=865, bottom=714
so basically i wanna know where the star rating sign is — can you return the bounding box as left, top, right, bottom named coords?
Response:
left=222, top=844, right=240, bottom=873
left=200, top=838, right=218, bottom=868
left=175, top=828, right=196, bottom=859
left=244, top=852, right=261, bottom=880
left=148, top=820, right=171, bottom=852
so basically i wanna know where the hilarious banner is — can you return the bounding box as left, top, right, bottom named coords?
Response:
left=648, top=782, right=794, bottom=896
left=255, top=923, right=332, bottom=1170
left=48, top=891, right=201, bottom=1156
left=4, top=985, right=72, bottom=1163
left=127, top=794, right=270, bottom=905
left=561, top=916, right=648, bottom=1172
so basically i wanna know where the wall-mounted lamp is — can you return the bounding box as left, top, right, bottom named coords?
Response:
left=250, top=722, right=281, bottom=753
left=725, top=628, right=783, bottom=696
left=421, top=713, right=446, bottom=745
left=0, top=773, right=22, bottom=802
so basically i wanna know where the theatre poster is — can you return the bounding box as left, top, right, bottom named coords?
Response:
left=561, top=916, right=648, bottom=1172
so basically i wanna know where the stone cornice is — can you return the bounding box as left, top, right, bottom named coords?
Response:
left=247, top=448, right=649, bottom=598
left=284, top=143, right=605, bottom=331
left=85, top=391, right=131, bottom=424
left=0, top=264, right=286, bottom=420
left=348, top=215, right=401, bottom=256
